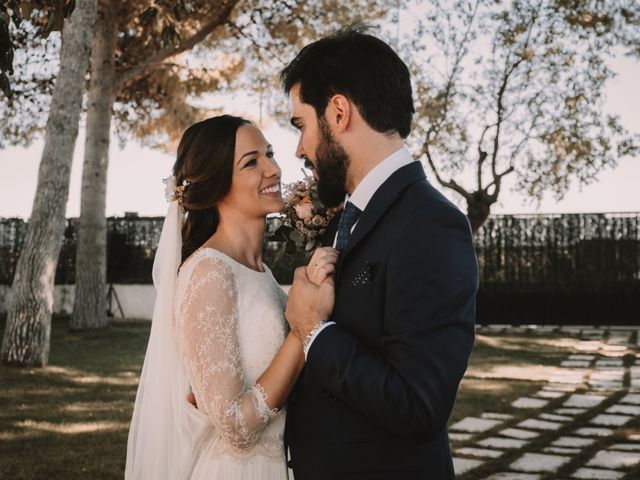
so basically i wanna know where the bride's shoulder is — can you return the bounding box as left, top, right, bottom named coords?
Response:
left=179, top=248, right=237, bottom=283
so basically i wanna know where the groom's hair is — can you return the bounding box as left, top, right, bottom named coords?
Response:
left=281, top=25, right=414, bottom=139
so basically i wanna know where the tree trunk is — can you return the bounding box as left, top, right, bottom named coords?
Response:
left=466, top=191, right=494, bottom=234
left=71, top=0, right=119, bottom=331
left=0, top=0, right=98, bottom=367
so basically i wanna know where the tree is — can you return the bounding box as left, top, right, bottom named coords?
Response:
left=2, top=1, right=394, bottom=330
left=1, top=0, right=97, bottom=366
left=69, top=0, right=120, bottom=329
left=406, top=0, right=639, bottom=232
left=70, top=0, right=242, bottom=330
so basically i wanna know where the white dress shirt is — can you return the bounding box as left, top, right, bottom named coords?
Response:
left=303, top=146, right=415, bottom=358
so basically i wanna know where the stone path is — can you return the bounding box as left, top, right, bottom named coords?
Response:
left=450, top=326, right=640, bottom=479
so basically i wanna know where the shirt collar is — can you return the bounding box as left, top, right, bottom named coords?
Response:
left=345, top=146, right=414, bottom=212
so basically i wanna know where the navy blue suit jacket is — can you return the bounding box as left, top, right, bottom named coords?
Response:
left=285, top=161, right=478, bottom=479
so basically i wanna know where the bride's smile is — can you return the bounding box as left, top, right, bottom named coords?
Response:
left=220, top=124, right=285, bottom=217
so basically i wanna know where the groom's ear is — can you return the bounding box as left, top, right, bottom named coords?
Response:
left=327, top=94, right=351, bottom=133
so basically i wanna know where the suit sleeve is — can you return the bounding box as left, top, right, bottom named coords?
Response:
left=304, top=204, right=478, bottom=443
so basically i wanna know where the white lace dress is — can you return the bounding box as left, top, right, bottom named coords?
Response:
left=174, top=248, right=289, bottom=479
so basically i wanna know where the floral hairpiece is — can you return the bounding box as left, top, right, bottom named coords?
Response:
left=163, top=175, right=190, bottom=205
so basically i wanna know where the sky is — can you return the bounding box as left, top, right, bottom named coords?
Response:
left=1, top=46, right=639, bottom=220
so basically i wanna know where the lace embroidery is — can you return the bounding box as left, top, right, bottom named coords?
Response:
left=254, top=382, right=280, bottom=415
left=175, top=253, right=278, bottom=451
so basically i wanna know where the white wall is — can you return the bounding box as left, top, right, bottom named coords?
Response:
left=0, top=284, right=290, bottom=320
left=0, top=284, right=156, bottom=320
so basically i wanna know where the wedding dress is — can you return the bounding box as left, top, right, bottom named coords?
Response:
left=173, top=247, right=290, bottom=479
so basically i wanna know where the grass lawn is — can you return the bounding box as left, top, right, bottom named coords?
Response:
left=0, top=316, right=149, bottom=479
left=1, top=317, right=637, bottom=479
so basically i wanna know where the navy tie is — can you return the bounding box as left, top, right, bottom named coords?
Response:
left=335, top=201, right=362, bottom=252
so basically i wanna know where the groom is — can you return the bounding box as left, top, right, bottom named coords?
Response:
left=284, top=27, right=479, bottom=480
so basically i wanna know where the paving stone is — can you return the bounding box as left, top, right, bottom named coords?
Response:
left=594, top=359, right=624, bottom=367
left=571, top=467, right=624, bottom=479
left=544, top=446, right=581, bottom=455
left=576, top=342, right=602, bottom=352
left=569, top=354, right=596, bottom=361
left=518, top=418, right=563, bottom=431
left=591, top=414, right=633, bottom=427
left=575, top=427, right=615, bottom=437
left=609, top=443, right=640, bottom=451
left=600, top=345, right=627, bottom=353
left=500, top=428, right=541, bottom=440
left=483, top=473, right=542, bottom=480
left=509, top=326, right=529, bottom=333
left=561, top=325, right=587, bottom=332
left=457, top=447, right=503, bottom=459
left=606, top=404, right=640, bottom=415
left=536, top=390, right=566, bottom=399
left=534, top=325, right=558, bottom=333
left=544, top=383, right=579, bottom=392
left=590, top=370, right=624, bottom=381
left=539, top=413, right=573, bottom=422
left=510, top=453, right=572, bottom=473
left=477, top=436, right=528, bottom=449
left=601, top=352, right=626, bottom=359
left=589, top=377, right=623, bottom=388
left=453, top=457, right=484, bottom=475
left=549, top=371, right=586, bottom=384
left=583, top=329, right=604, bottom=336
left=481, top=412, right=514, bottom=420
left=555, top=408, right=587, bottom=416
left=620, top=393, right=640, bottom=405
left=450, top=417, right=501, bottom=433
left=449, top=433, right=473, bottom=442
left=563, top=393, right=607, bottom=408
left=589, top=381, right=623, bottom=389
left=552, top=436, right=596, bottom=448
left=586, top=449, right=640, bottom=469
left=485, top=325, right=506, bottom=333
left=608, top=332, right=632, bottom=342
left=512, top=397, right=549, bottom=409
left=562, top=360, right=591, bottom=368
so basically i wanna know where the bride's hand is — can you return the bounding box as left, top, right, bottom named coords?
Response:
left=306, top=247, right=340, bottom=286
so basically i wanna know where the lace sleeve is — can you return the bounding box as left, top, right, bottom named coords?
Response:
left=177, top=255, right=276, bottom=450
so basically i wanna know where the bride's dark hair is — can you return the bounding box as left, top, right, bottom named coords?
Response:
left=172, top=115, right=251, bottom=263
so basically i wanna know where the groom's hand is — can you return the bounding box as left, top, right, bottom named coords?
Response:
left=286, top=266, right=335, bottom=341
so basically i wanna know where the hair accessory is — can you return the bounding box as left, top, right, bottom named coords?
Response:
left=163, top=176, right=190, bottom=205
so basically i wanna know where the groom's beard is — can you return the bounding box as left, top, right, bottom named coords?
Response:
left=315, top=118, right=349, bottom=208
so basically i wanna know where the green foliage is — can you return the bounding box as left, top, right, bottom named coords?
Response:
left=0, top=0, right=74, bottom=97
left=1, top=0, right=394, bottom=149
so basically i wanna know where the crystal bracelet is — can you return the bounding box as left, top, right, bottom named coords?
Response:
left=302, top=320, right=328, bottom=356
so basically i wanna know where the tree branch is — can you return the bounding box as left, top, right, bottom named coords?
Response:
left=418, top=131, right=472, bottom=201
left=477, top=123, right=495, bottom=191
left=489, top=8, right=539, bottom=187
left=423, top=0, right=480, bottom=140
left=115, top=0, right=240, bottom=91
left=228, top=21, right=286, bottom=65
left=486, top=165, right=515, bottom=201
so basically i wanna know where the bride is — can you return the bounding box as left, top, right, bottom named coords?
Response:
left=125, top=115, right=338, bottom=479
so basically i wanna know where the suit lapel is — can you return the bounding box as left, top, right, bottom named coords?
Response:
left=343, top=161, right=426, bottom=258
